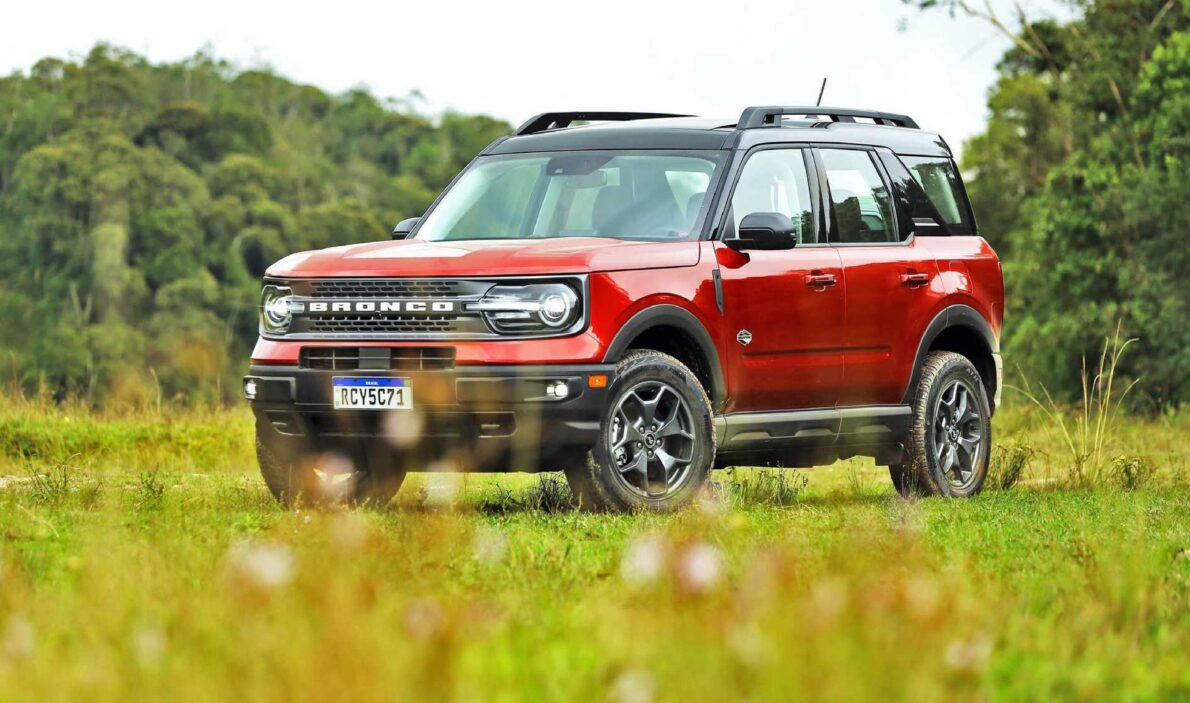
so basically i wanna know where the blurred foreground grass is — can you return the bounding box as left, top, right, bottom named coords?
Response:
left=0, top=393, right=1186, bottom=701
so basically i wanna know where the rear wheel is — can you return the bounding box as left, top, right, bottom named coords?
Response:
left=564, top=351, right=716, bottom=512
left=891, top=351, right=991, bottom=498
left=256, top=430, right=406, bottom=508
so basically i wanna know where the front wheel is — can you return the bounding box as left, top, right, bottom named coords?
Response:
left=891, top=351, right=991, bottom=498
left=256, top=430, right=406, bottom=508
left=565, top=351, right=716, bottom=512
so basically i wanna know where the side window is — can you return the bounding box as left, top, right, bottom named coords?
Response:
left=729, top=149, right=817, bottom=244
left=819, top=149, right=896, bottom=243
left=900, top=156, right=974, bottom=234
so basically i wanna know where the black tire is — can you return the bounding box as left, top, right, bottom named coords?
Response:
left=563, top=462, right=606, bottom=512
left=564, top=350, right=716, bottom=513
left=256, top=429, right=406, bottom=508
left=892, top=351, right=991, bottom=498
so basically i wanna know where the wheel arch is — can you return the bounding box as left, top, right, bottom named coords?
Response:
left=903, top=305, right=1000, bottom=412
left=603, top=304, right=725, bottom=412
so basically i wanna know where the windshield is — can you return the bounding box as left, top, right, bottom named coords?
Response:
left=415, top=151, right=723, bottom=242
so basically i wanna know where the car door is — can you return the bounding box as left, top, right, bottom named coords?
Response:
left=813, top=146, right=946, bottom=407
left=714, top=147, right=845, bottom=412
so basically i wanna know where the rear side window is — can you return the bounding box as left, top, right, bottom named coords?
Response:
left=900, top=156, right=974, bottom=234
left=819, top=149, right=897, bottom=243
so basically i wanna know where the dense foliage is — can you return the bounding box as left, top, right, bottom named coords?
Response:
left=4, top=0, right=1189, bottom=409
left=927, top=0, right=1189, bottom=408
left=0, top=46, right=509, bottom=405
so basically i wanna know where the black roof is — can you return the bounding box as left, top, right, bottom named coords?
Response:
left=484, top=111, right=953, bottom=158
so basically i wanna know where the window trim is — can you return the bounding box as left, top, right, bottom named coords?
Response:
left=812, top=145, right=912, bottom=248
left=710, top=144, right=827, bottom=248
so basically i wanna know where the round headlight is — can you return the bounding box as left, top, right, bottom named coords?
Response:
left=470, top=282, right=581, bottom=334
left=260, top=285, right=293, bottom=334
left=540, top=293, right=571, bottom=326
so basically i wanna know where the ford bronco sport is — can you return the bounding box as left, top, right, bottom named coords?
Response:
left=245, top=107, right=1003, bottom=511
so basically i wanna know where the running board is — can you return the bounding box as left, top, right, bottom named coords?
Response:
left=714, top=405, right=911, bottom=451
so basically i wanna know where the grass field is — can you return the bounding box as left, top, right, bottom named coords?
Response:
left=0, top=393, right=1186, bottom=702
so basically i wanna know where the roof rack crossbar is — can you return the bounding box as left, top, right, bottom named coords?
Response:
left=514, top=111, right=691, bottom=136
left=737, top=106, right=919, bottom=130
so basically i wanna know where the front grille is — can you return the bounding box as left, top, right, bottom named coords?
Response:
left=301, top=347, right=456, bottom=371
left=281, top=278, right=492, bottom=338
left=290, top=278, right=491, bottom=299
left=304, top=315, right=464, bottom=335
left=267, top=276, right=586, bottom=340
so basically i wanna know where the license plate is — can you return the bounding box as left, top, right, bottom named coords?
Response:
left=332, top=377, right=412, bottom=410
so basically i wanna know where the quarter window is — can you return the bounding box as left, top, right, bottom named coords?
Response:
left=819, top=149, right=896, bottom=243
left=729, top=149, right=817, bottom=244
left=901, top=155, right=972, bottom=232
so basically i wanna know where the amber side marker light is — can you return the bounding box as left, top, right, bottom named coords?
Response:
left=588, top=374, right=609, bottom=388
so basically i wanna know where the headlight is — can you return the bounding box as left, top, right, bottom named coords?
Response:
left=260, top=285, right=294, bottom=334
left=469, top=283, right=580, bottom=335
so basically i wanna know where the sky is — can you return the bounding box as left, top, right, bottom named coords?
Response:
left=1, top=0, right=1075, bottom=161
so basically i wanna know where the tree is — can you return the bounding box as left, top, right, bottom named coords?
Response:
left=0, top=45, right=512, bottom=405
left=910, top=0, right=1190, bottom=408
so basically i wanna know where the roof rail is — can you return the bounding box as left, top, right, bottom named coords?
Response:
left=737, top=106, right=919, bottom=129
left=514, top=111, right=691, bottom=136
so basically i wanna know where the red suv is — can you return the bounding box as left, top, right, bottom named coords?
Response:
left=245, top=107, right=1003, bottom=511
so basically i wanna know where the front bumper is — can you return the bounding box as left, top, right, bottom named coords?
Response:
left=244, top=363, right=614, bottom=472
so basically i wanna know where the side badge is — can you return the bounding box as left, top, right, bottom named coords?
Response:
left=736, top=330, right=752, bottom=347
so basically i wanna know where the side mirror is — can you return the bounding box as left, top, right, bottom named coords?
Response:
left=392, top=217, right=420, bottom=240
left=726, top=213, right=797, bottom=251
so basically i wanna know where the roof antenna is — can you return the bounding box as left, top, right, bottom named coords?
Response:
left=816, top=77, right=828, bottom=107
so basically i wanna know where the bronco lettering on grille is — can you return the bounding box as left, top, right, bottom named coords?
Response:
left=298, top=300, right=457, bottom=314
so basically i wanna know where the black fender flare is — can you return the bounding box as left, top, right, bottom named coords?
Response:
left=603, top=304, right=726, bottom=411
left=901, top=304, right=999, bottom=405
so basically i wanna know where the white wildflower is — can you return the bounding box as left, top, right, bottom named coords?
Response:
left=677, top=542, right=723, bottom=593
left=472, top=527, right=508, bottom=566
left=404, top=597, right=446, bottom=641
left=620, top=535, right=666, bottom=586
left=132, top=623, right=167, bottom=666
left=611, top=668, right=655, bottom=703
left=421, top=472, right=463, bottom=508
left=382, top=410, right=426, bottom=448
left=226, top=540, right=295, bottom=590
left=944, top=633, right=993, bottom=672
left=2, top=614, right=34, bottom=659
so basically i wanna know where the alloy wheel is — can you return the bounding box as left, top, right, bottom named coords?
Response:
left=931, top=380, right=984, bottom=490
left=608, top=380, right=697, bottom=499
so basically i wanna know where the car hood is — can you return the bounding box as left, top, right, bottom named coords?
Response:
left=266, top=237, right=701, bottom=278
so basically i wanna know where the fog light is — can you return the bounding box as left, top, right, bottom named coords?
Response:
left=244, top=379, right=258, bottom=400
left=546, top=381, right=569, bottom=399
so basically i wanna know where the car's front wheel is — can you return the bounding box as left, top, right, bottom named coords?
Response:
left=890, top=351, right=991, bottom=498
left=256, top=431, right=406, bottom=508
left=565, top=351, right=716, bottom=512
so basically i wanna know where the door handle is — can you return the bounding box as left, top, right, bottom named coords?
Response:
left=804, top=272, right=837, bottom=288
left=900, top=271, right=930, bottom=287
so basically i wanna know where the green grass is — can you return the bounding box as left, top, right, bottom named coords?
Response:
left=0, top=392, right=1186, bottom=701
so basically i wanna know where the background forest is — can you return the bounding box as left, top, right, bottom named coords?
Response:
left=0, top=48, right=511, bottom=405
left=0, top=0, right=1186, bottom=410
